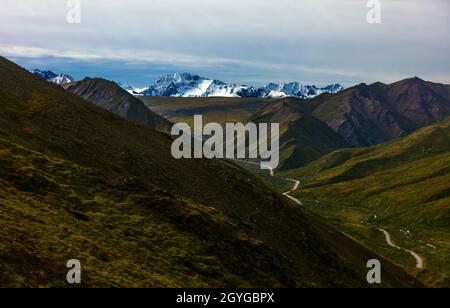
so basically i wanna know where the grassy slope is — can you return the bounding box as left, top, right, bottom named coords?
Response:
left=282, top=118, right=450, bottom=287
left=0, top=57, right=422, bottom=287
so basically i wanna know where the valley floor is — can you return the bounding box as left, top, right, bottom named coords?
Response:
left=234, top=161, right=450, bottom=288
left=290, top=198, right=450, bottom=288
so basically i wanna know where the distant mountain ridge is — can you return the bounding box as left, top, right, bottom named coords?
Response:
left=249, top=98, right=351, bottom=170
left=133, top=73, right=344, bottom=98
left=31, top=69, right=74, bottom=85
left=141, top=77, right=450, bottom=170
left=259, top=82, right=344, bottom=99
left=310, top=77, right=450, bottom=146
left=63, top=78, right=172, bottom=132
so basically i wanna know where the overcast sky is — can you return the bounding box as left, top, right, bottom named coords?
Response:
left=1, top=0, right=449, bottom=87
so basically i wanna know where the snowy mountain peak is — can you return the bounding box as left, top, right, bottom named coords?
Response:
left=32, top=69, right=75, bottom=85
left=134, top=73, right=344, bottom=99
left=322, top=84, right=345, bottom=93
left=157, top=73, right=197, bottom=85
left=141, top=73, right=242, bottom=97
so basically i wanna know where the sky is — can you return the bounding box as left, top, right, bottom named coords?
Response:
left=0, top=0, right=449, bottom=88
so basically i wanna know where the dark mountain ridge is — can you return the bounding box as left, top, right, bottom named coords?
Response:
left=249, top=98, right=350, bottom=170
left=63, top=77, right=172, bottom=132
left=311, top=77, right=450, bottom=146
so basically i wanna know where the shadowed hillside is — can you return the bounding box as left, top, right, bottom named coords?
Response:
left=64, top=78, right=172, bottom=132
left=249, top=98, right=350, bottom=169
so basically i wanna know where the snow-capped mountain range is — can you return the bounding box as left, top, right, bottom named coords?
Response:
left=260, top=82, right=344, bottom=99
left=31, top=69, right=343, bottom=99
left=32, top=69, right=75, bottom=85
left=131, top=73, right=344, bottom=99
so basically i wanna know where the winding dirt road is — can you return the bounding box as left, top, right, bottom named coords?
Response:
left=282, top=179, right=302, bottom=205
left=232, top=160, right=302, bottom=205
left=378, top=228, right=424, bottom=269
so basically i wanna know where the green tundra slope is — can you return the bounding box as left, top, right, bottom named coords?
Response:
left=0, top=56, right=422, bottom=288
left=282, top=118, right=450, bottom=287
